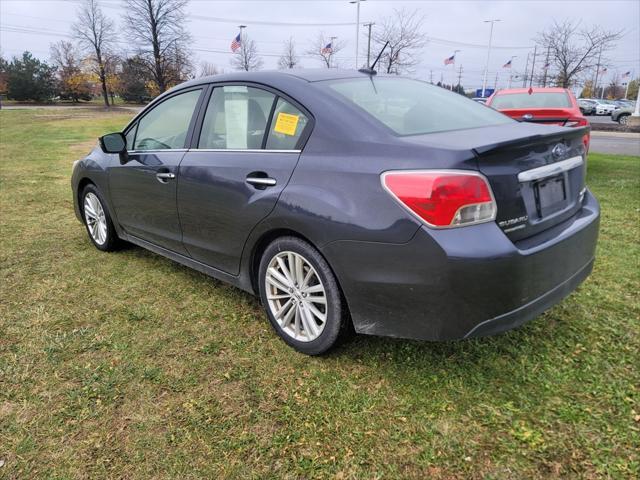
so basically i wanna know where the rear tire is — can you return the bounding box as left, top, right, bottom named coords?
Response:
left=81, top=184, right=120, bottom=252
left=258, top=236, right=350, bottom=355
left=618, top=114, right=630, bottom=125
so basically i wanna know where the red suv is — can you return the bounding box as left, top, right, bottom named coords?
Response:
left=487, top=87, right=590, bottom=150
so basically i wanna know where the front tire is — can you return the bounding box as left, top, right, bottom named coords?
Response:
left=259, top=236, right=350, bottom=355
left=619, top=114, right=630, bottom=125
left=81, top=184, right=119, bottom=252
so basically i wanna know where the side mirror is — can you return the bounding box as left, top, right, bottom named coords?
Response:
left=99, top=132, right=127, bottom=154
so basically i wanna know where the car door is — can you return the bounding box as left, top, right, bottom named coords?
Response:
left=178, top=84, right=312, bottom=275
left=108, top=87, right=205, bottom=254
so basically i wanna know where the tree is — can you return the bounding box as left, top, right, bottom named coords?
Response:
left=604, top=73, right=624, bottom=99
left=626, top=78, right=639, bottom=101
left=307, top=33, right=346, bottom=68
left=0, top=55, right=8, bottom=95
left=278, top=37, right=299, bottom=70
left=536, top=20, right=622, bottom=88
left=115, top=56, right=152, bottom=103
left=50, top=41, right=92, bottom=102
left=199, top=62, right=222, bottom=77
left=73, top=0, right=116, bottom=106
left=580, top=79, right=594, bottom=98
left=231, top=34, right=263, bottom=71
left=6, top=52, right=57, bottom=102
left=123, top=0, right=193, bottom=93
left=371, top=9, right=426, bottom=74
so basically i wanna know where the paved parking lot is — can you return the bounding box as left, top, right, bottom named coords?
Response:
left=590, top=131, right=640, bottom=156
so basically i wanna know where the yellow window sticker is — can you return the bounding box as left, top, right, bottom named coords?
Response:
left=273, top=112, right=299, bottom=136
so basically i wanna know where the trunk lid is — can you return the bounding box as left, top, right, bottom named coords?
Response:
left=400, top=122, right=588, bottom=241
left=499, top=108, right=576, bottom=126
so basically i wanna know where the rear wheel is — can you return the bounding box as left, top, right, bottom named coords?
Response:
left=259, top=236, right=349, bottom=355
left=81, top=184, right=119, bottom=251
left=618, top=114, right=630, bottom=125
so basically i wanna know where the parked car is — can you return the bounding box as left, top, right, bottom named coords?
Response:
left=612, top=107, right=634, bottom=125
left=612, top=99, right=633, bottom=109
left=587, top=99, right=617, bottom=115
left=487, top=87, right=590, bottom=150
left=578, top=98, right=597, bottom=115
left=72, top=70, right=600, bottom=355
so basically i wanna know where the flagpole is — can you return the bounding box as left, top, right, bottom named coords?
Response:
left=451, top=50, right=460, bottom=91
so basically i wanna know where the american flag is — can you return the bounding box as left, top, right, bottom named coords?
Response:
left=321, top=42, right=333, bottom=54
left=622, top=70, right=631, bottom=78
left=503, top=59, right=512, bottom=68
left=231, top=33, right=241, bottom=52
left=444, top=54, right=455, bottom=65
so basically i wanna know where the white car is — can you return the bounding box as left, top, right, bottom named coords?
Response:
left=589, top=99, right=616, bottom=115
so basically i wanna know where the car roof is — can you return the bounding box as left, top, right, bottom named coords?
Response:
left=178, top=69, right=377, bottom=89
left=494, top=87, right=569, bottom=95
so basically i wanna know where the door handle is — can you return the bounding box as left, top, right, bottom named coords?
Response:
left=246, top=176, right=277, bottom=187
left=156, top=172, right=176, bottom=183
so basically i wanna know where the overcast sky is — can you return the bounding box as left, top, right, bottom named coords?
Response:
left=1, top=0, right=638, bottom=89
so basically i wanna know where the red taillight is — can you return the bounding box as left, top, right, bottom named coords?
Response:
left=382, top=170, right=497, bottom=228
left=565, top=117, right=589, bottom=127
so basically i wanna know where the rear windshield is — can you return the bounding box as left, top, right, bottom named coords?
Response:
left=323, top=77, right=512, bottom=136
left=491, top=92, right=571, bottom=109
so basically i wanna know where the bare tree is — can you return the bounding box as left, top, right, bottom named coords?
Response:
left=605, top=72, right=623, bottom=99
left=50, top=40, right=92, bottom=102
left=231, top=34, right=263, bottom=71
left=278, top=37, right=299, bottom=70
left=73, top=0, right=115, bottom=106
left=371, top=9, right=426, bottom=74
left=536, top=20, right=622, bottom=88
left=199, top=62, right=223, bottom=77
left=307, top=33, right=346, bottom=68
left=123, top=0, right=193, bottom=94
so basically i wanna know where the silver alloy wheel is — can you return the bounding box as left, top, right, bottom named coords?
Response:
left=265, top=251, right=327, bottom=342
left=620, top=115, right=629, bottom=125
left=83, top=192, right=108, bottom=245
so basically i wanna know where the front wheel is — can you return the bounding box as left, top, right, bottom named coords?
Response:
left=618, top=114, right=630, bottom=125
left=259, top=237, right=350, bottom=355
left=81, top=184, right=120, bottom=251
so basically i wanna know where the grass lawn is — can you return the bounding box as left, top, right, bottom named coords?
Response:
left=0, top=109, right=638, bottom=479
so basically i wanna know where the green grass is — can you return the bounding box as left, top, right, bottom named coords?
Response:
left=0, top=109, right=638, bottom=479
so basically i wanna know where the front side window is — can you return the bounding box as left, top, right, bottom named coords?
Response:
left=199, top=86, right=275, bottom=149
left=266, top=98, right=309, bottom=150
left=134, top=89, right=202, bottom=151
left=324, top=77, right=512, bottom=136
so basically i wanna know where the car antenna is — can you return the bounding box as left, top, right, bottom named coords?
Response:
left=358, top=41, right=389, bottom=75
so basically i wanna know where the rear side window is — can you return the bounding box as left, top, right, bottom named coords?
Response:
left=266, top=98, right=309, bottom=150
left=491, top=92, right=571, bottom=109
left=324, top=77, right=511, bottom=136
left=199, top=86, right=276, bottom=149
left=134, top=89, right=202, bottom=150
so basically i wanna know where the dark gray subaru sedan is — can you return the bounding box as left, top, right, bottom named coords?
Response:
left=71, top=70, right=600, bottom=355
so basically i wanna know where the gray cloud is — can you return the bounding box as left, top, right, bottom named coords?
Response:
left=1, top=0, right=638, bottom=89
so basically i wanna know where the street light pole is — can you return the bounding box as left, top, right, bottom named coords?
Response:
left=364, top=22, right=375, bottom=68
left=350, top=0, right=366, bottom=68
left=481, top=19, right=500, bottom=97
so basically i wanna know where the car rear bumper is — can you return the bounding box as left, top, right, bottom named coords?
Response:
left=321, top=190, right=600, bottom=341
